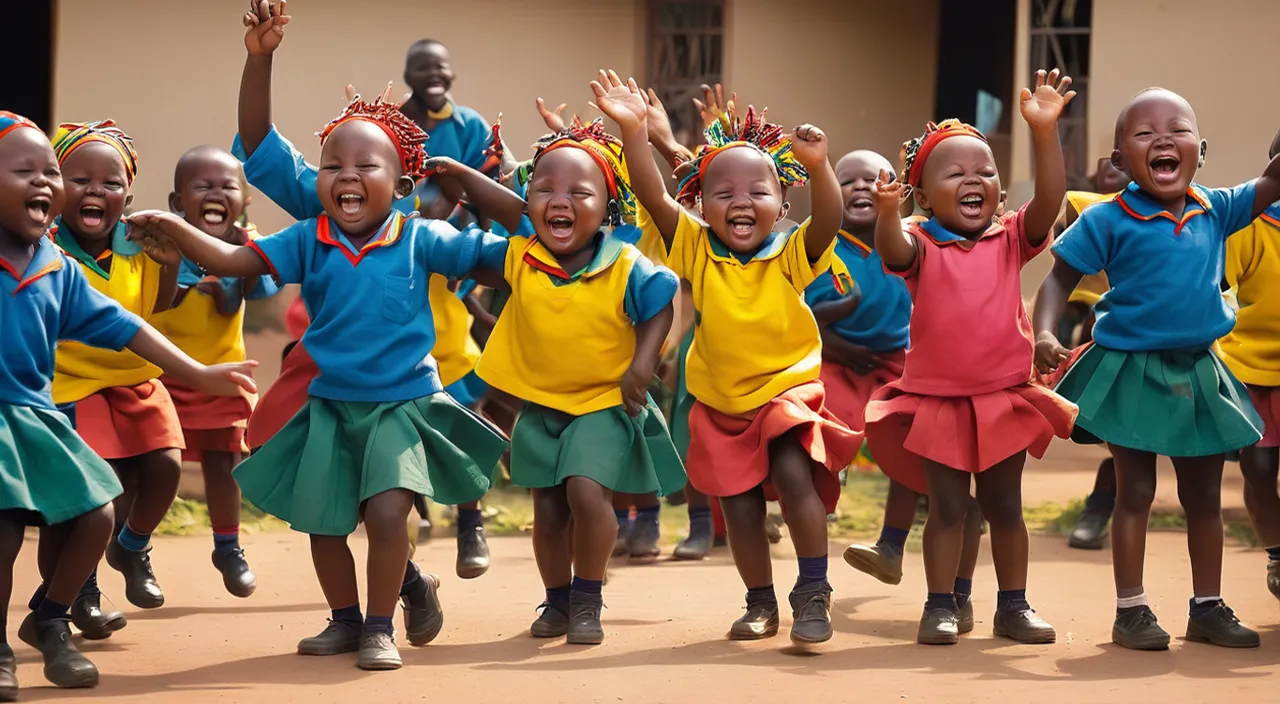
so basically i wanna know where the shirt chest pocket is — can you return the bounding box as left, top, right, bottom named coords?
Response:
left=381, top=273, right=427, bottom=323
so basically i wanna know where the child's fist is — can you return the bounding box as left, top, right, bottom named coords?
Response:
left=1034, top=332, right=1072, bottom=374
left=789, top=124, right=829, bottom=170
left=243, top=0, right=290, bottom=57
left=873, top=169, right=907, bottom=215
left=590, top=69, right=648, bottom=133
left=1019, top=68, right=1076, bottom=133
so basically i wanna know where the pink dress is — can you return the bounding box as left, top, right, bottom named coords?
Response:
left=864, top=207, right=1077, bottom=494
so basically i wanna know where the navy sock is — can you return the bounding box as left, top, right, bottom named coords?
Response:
left=635, top=505, right=660, bottom=527
left=545, top=584, right=571, bottom=610
left=878, top=525, right=910, bottom=551
left=364, top=615, right=394, bottom=636
left=926, top=592, right=957, bottom=610
left=33, top=598, right=70, bottom=624
left=796, top=555, right=828, bottom=586
left=746, top=585, right=777, bottom=604
left=1189, top=597, right=1221, bottom=617
left=83, top=567, right=98, bottom=596
left=117, top=524, right=151, bottom=553
left=456, top=508, right=483, bottom=533
left=27, top=583, right=47, bottom=611
left=213, top=531, right=240, bottom=552
left=1267, top=546, right=1280, bottom=562
left=997, top=588, right=1028, bottom=610
left=401, top=559, right=423, bottom=593
left=688, top=506, right=713, bottom=537
left=571, top=576, right=603, bottom=595
left=614, top=509, right=630, bottom=529
left=332, top=604, right=363, bottom=625
left=954, top=578, right=973, bottom=607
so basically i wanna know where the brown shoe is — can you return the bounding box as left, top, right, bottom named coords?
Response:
left=993, top=605, right=1056, bottom=644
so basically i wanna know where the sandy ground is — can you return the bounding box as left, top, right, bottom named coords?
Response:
left=8, top=526, right=1280, bottom=704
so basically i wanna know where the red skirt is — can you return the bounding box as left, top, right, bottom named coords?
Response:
left=76, top=380, right=185, bottom=460
left=1248, top=385, right=1280, bottom=448
left=162, top=374, right=255, bottom=459
left=865, top=380, right=1077, bottom=494
left=819, top=350, right=906, bottom=433
left=246, top=341, right=318, bottom=449
left=685, top=381, right=863, bottom=514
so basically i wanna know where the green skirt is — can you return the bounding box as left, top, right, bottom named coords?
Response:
left=669, top=326, right=695, bottom=460
left=1055, top=344, right=1263, bottom=456
left=235, top=393, right=508, bottom=536
left=510, top=399, right=687, bottom=496
left=0, top=404, right=122, bottom=525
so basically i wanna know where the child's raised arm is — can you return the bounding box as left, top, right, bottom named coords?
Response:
left=126, top=211, right=269, bottom=279
left=1252, top=125, right=1280, bottom=218
left=425, top=157, right=527, bottom=234
left=642, top=88, right=694, bottom=171
left=873, top=172, right=916, bottom=271
left=238, top=0, right=291, bottom=158
left=1031, top=257, right=1085, bottom=372
left=592, top=70, right=683, bottom=248
left=790, top=125, right=841, bottom=255
left=1019, top=69, right=1076, bottom=244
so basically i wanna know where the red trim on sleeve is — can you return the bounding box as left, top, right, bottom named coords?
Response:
left=245, top=239, right=280, bottom=279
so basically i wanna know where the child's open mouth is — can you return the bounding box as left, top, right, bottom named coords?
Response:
left=426, top=81, right=448, bottom=97
left=958, top=193, right=984, bottom=219
left=201, top=203, right=227, bottom=227
left=848, top=197, right=874, bottom=212
left=1150, top=155, right=1181, bottom=185
left=25, top=196, right=51, bottom=224
left=728, top=214, right=756, bottom=238
left=338, top=194, right=364, bottom=216
left=547, top=215, right=575, bottom=240
left=80, top=205, right=106, bottom=229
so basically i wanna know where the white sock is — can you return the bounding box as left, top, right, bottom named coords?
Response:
left=1116, top=593, right=1148, bottom=609
left=1193, top=595, right=1221, bottom=605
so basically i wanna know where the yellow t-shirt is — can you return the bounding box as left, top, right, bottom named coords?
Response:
left=633, top=206, right=669, bottom=266
left=430, top=275, right=482, bottom=387
left=1219, top=212, right=1280, bottom=386
left=52, top=227, right=164, bottom=404
left=663, top=209, right=834, bottom=415
left=475, top=234, right=649, bottom=415
left=152, top=284, right=249, bottom=367
left=1064, top=191, right=1114, bottom=306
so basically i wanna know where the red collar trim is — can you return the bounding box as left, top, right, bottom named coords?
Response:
left=316, top=212, right=409, bottom=266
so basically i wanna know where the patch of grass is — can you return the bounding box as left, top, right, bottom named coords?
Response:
left=154, top=498, right=287, bottom=537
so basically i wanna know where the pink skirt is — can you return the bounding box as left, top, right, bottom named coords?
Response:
left=686, top=381, right=863, bottom=514
left=819, top=350, right=906, bottom=433
left=163, top=375, right=255, bottom=459
left=865, top=380, right=1077, bottom=494
left=1247, top=385, right=1280, bottom=448
left=246, top=341, right=317, bottom=449
left=76, top=380, right=185, bottom=460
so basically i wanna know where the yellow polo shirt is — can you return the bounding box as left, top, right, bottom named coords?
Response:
left=662, top=209, right=834, bottom=415
left=1219, top=210, right=1280, bottom=386
left=430, top=274, right=482, bottom=387
left=1064, top=191, right=1114, bottom=306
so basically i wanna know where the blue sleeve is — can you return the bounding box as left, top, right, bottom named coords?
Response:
left=245, top=273, right=282, bottom=300
left=623, top=256, right=678, bottom=324
left=176, top=257, right=206, bottom=287
left=57, top=261, right=143, bottom=349
left=231, top=127, right=324, bottom=221
left=249, top=220, right=313, bottom=285
left=1206, top=181, right=1259, bottom=238
left=418, top=220, right=509, bottom=279
left=459, top=112, right=493, bottom=171
left=804, top=265, right=841, bottom=307
left=1051, top=206, right=1109, bottom=275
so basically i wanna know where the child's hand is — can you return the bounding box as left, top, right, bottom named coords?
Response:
left=873, top=169, right=907, bottom=215
left=1019, top=69, right=1076, bottom=134
left=589, top=70, right=648, bottom=134
left=139, top=233, right=182, bottom=267
left=243, top=0, right=290, bottom=57
left=693, top=83, right=736, bottom=129
left=1034, top=332, right=1072, bottom=373
left=789, top=124, right=829, bottom=171
left=126, top=211, right=185, bottom=264
left=423, top=156, right=462, bottom=177
left=536, top=98, right=568, bottom=134
left=643, top=88, right=679, bottom=149
left=192, top=361, right=259, bottom=397
left=620, top=365, right=651, bottom=417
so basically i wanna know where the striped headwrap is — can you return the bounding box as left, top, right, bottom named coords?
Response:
left=676, top=105, right=807, bottom=204
left=515, top=117, right=636, bottom=226
left=52, top=120, right=140, bottom=184
left=0, top=111, right=39, bottom=142
left=902, top=119, right=988, bottom=189
left=318, top=91, right=429, bottom=180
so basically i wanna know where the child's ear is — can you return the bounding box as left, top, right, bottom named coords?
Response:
left=914, top=188, right=931, bottom=213
left=167, top=192, right=183, bottom=216
left=1198, top=140, right=1208, bottom=169
left=1109, top=148, right=1125, bottom=175
left=125, top=193, right=135, bottom=210
left=776, top=202, right=791, bottom=223
left=395, top=176, right=417, bottom=200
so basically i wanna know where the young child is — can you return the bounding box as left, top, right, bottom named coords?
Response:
left=1035, top=88, right=1280, bottom=650
left=44, top=120, right=185, bottom=627
left=126, top=92, right=510, bottom=671
left=598, top=70, right=860, bottom=646
left=865, top=70, right=1078, bottom=646
left=0, top=112, right=255, bottom=698
left=238, top=1, right=495, bottom=578
left=153, top=145, right=281, bottom=598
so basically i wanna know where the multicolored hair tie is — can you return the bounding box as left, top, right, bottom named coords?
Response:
left=52, top=120, right=140, bottom=184
left=675, top=105, right=807, bottom=203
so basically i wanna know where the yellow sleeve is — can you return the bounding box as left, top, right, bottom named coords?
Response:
left=778, top=220, right=836, bottom=293
left=633, top=206, right=668, bottom=266
left=139, top=255, right=165, bottom=322
left=1224, top=221, right=1259, bottom=290
left=504, top=235, right=528, bottom=283
left=666, top=209, right=706, bottom=280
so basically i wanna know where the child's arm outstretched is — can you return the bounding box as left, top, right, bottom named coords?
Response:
left=126, top=211, right=269, bottom=279
left=1019, top=69, right=1077, bottom=244
left=1251, top=125, right=1280, bottom=217
left=790, top=125, right=841, bottom=255
left=592, top=70, right=683, bottom=248
left=127, top=324, right=259, bottom=396
left=1031, top=258, right=1085, bottom=373
left=424, top=157, right=527, bottom=234
left=622, top=303, right=674, bottom=417
left=873, top=173, right=916, bottom=271
left=238, top=0, right=290, bottom=158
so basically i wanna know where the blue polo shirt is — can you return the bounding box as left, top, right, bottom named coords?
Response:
left=249, top=211, right=507, bottom=403
left=804, top=231, right=911, bottom=353
left=0, top=237, right=142, bottom=410
left=1052, top=180, right=1258, bottom=351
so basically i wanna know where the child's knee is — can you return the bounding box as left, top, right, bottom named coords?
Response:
left=928, top=492, right=970, bottom=528
left=1239, top=447, right=1279, bottom=486
left=565, top=477, right=608, bottom=513
left=362, top=490, right=415, bottom=539
left=1176, top=477, right=1222, bottom=516
left=768, top=438, right=815, bottom=499
left=78, top=503, right=115, bottom=537
left=1117, top=475, right=1157, bottom=513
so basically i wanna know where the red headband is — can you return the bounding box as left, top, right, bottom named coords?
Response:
left=538, top=139, right=620, bottom=201
left=905, top=120, right=988, bottom=188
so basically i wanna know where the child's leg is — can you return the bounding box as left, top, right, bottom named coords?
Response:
left=106, top=449, right=181, bottom=609
left=1070, top=456, right=1117, bottom=550
left=0, top=516, right=23, bottom=698
left=768, top=433, right=834, bottom=644
left=203, top=451, right=256, bottom=598
left=953, top=495, right=983, bottom=634
left=1239, top=445, right=1280, bottom=598
left=299, top=534, right=362, bottom=656
left=843, top=480, right=918, bottom=585
left=917, top=460, right=970, bottom=644
left=357, top=488, right=415, bottom=669
left=674, top=483, right=714, bottom=560
left=720, top=485, right=777, bottom=640
left=454, top=498, right=490, bottom=580
left=564, top=477, right=614, bottom=645
left=627, top=491, right=661, bottom=563
left=1106, top=444, right=1171, bottom=650
left=530, top=486, right=573, bottom=637
left=610, top=492, right=632, bottom=557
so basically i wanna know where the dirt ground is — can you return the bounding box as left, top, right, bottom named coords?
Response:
left=9, top=523, right=1280, bottom=703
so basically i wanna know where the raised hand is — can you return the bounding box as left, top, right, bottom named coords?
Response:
left=873, top=169, right=908, bottom=216
left=643, top=89, right=678, bottom=144
left=693, top=83, right=736, bottom=129
left=1019, top=68, right=1076, bottom=133
left=790, top=124, right=829, bottom=170
left=589, top=69, right=648, bottom=133
left=536, top=97, right=568, bottom=133
left=243, top=0, right=290, bottom=57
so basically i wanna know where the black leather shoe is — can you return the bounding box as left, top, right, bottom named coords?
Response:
left=70, top=588, right=127, bottom=640
left=566, top=591, right=604, bottom=645
left=18, top=614, right=98, bottom=689
left=530, top=602, right=570, bottom=638
left=212, top=547, right=257, bottom=598
left=105, top=540, right=164, bottom=609
left=401, top=572, right=444, bottom=646
left=0, top=643, right=17, bottom=702
left=456, top=527, right=490, bottom=580
left=788, top=581, right=834, bottom=644
left=297, top=619, right=362, bottom=655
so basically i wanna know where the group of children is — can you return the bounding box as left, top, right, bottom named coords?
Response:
left=3, top=0, right=1280, bottom=697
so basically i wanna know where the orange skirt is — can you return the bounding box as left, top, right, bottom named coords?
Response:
left=819, top=350, right=906, bottom=433
left=1248, top=386, right=1280, bottom=448
left=685, top=381, right=863, bottom=514
left=246, top=341, right=318, bottom=449
left=75, top=380, right=185, bottom=460
left=162, top=374, right=255, bottom=459
left=865, top=380, right=1077, bottom=494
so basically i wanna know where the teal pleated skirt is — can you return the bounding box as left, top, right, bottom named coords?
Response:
left=234, top=393, right=508, bottom=536
left=1054, top=344, right=1262, bottom=456
left=669, top=326, right=695, bottom=460
left=0, top=403, right=122, bottom=525
left=510, top=399, right=687, bottom=496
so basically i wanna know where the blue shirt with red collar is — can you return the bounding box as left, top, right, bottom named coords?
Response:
left=0, top=236, right=142, bottom=410
left=1052, top=180, right=1258, bottom=351
left=804, top=231, right=911, bottom=353
left=249, top=211, right=508, bottom=403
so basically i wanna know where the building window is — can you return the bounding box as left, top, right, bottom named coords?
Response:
left=647, top=0, right=725, bottom=148
left=1030, top=0, right=1092, bottom=188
